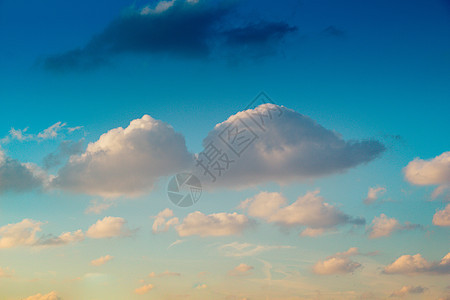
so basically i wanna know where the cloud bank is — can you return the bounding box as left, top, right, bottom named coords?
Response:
left=43, top=0, right=297, bottom=72
left=383, top=252, right=450, bottom=275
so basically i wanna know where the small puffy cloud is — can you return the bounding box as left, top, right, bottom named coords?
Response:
left=152, top=208, right=179, bottom=233
left=54, top=115, right=192, bottom=197
left=194, top=283, right=207, bottom=289
left=367, top=214, right=421, bottom=238
left=23, top=291, right=60, bottom=300
left=86, top=216, right=133, bottom=239
left=313, top=247, right=362, bottom=275
left=149, top=270, right=181, bottom=278
left=240, top=190, right=364, bottom=235
left=433, top=204, right=450, bottom=227
left=0, top=148, right=47, bottom=193
left=404, top=151, right=450, bottom=199
left=176, top=212, right=250, bottom=237
left=0, top=219, right=42, bottom=248
left=199, top=104, right=384, bottom=189
left=219, top=242, right=293, bottom=257
left=37, top=229, right=84, bottom=246
left=91, top=255, right=114, bottom=266
left=0, top=219, right=83, bottom=248
left=135, top=283, right=153, bottom=295
left=84, top=199, right=114, bottom=214
left=383, top=252, right=450, bottom=275
left=390, top=285, right=427, bottom=297
left=364, top=186, right=386, bottom=205
left=228, top=263, right=253, bottom=276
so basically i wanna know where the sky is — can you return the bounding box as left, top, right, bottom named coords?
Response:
left=0, top=0, right=449, bottom=299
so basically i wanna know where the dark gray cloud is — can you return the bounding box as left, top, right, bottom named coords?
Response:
left=321, top=25, right=345, bottom=37
left=43, top=0, right=297, bottom=72
left=0, top=152, right=44, bottom=193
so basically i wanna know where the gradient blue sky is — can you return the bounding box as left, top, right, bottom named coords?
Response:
left=0, top=0, right=449, bottom=299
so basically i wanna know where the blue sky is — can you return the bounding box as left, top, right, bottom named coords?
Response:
left=0, top=0, right=449, bottom=299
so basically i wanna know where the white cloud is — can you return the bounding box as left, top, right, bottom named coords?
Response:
left=219, top=242, right=293, bottom=257
left=152, top=208, right=179, bottom=233
left=364, top=186, right=386, bottom=205
left=404, top=151, right=450, bottom=199
left=383, top=252, right=450, bottom=275
left=240, top=190, right=364, bottom=235
left=390, top=286, right=427, bottom=297
left=135, top=283, right=153, bottom=295
left=86, top=216, right=133, bottom=239
left=4, top=122, right=73, bottom=143
left=54, top=115, right=192, bottom=197
left=313, top=247, right=362, bottom=275
left=23, top=291, right=60, bottom=300
left=91, top=255, right=114, bottom=266
left=197, top=104, right=384, bottom=188
left=0, top=219, right=42, bottom=248
left=367, top=214, right=421, bottom=238
left=176, top=211, right=250, bottom=237
left=433, top=204, right=450, bottom=227
left=228, top=263, right=254, bottom=276
left=141, top=0, right=176, bottom=15
left=0, top=219, right=83, bottom=248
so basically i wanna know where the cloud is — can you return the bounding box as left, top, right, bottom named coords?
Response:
left=383, top=252, right=450, bottom=275
left=228, top=263, right=254, bottom=276
left=149, top=270, right=181, bottom=278
left=390, top=286, right=427, bottom=297
left=135, top=283, right=154, bottom=295
left=42, top=139, right=84, bottom=169
left=0, top=267, right=14, bottom=278
left=404, top=151, right=450, bottom=200
left=2, top=122, right=80, bottom=143
left=0, top=219, right=83, bottom=248
left=194, top=283, right=207, bottom=289
left=364, top=186, right=386, bottom=205
left=84, top=199, right=114, bottom=214
left=0, top=148, right=47, bottom=193
left=86, top=216, right=133, bottom=239
left=23, top=291, right=60, bottom=300
left=37, top=229, right=84, bottom=246
left=367, top=214, right=421, bottom=238
left=152, top=208, right=179, bottom=233
left=240, top=190, right=365, bottom=235
left=91, top=255, right=114, bottom=266
left=54, top=115, right=192, bottom=198
left=198, top=104, right=384, bottom=188
left=176, top=212, right=250, bottom=237
left=433, top=204, right=450, bottom=226
left=219, top=242, right=293, bottom=257
left=313, top=247, right=362, bottom=275
left=43, top=0, right=296, bottom=72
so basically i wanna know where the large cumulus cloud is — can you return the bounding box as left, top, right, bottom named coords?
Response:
left=196, top=104, right=385, bottom=188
